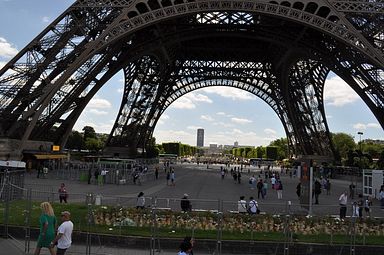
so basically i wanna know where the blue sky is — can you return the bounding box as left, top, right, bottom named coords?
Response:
left=0, top=0, right=382, bottom=147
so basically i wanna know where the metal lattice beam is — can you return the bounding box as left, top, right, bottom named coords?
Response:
left=0, top=0, right=383, bottom=159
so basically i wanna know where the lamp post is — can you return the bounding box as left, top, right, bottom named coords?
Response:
left=357, top=132, right=363, bottom=153
left=357, top=132, right=363, bottom=189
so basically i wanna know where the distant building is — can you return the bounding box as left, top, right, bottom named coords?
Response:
left=197, top=129, right=204, bottom=147
left=364, top=139, right=384, bottom=145
left=234, top=141, right=239, bottom=147
left=209, top=143, right=218, bottom=149
left=208, top=143, right=220, bottom=154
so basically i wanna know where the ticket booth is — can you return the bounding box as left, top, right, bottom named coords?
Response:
left=363, top=169, right=384, bottom=199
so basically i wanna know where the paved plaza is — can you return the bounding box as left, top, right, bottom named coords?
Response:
left=23, top=162, right=381, bottom=216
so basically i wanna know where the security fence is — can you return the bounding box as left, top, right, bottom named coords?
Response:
left=0, top=176, right=384, bottom=255
left=53, top=161, right=155, bottom=185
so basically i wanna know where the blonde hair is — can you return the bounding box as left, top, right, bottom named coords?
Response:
left=40, top=202, right=55, bottom=216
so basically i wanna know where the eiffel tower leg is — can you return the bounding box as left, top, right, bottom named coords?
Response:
left=280, top=58, right=335, bottom=159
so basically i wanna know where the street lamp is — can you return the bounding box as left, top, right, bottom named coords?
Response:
left=357, top=132, right=363, bottom=153
left=357, top=132, right=364, bottom=187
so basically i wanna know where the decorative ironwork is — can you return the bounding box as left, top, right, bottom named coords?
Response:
left=0, top=0, right=383, bottom=159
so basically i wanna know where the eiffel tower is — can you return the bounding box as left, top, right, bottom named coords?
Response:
left=0, top=0, right=383, bottom=160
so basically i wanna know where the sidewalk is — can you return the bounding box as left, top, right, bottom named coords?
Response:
left=1, top=238, right=214, bottom=255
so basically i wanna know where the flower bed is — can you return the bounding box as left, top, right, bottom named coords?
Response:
left=93, top=206, right=384, bottom=237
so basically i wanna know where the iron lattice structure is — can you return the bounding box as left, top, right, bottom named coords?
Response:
left=0, top=0, right=383, bottom=159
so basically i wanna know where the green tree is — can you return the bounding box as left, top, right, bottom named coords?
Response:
left=269, top=138, right=288, bottom=159
left=145, top=137, right=159, bottom=158
left=256, top=146, right=265, bottom=158
left=332, top=133, right=356, bottom=160
left=65, top=131, right=84, bottom=150
left=83, top=126, right=97, bottom=141
left=377, top=150, right=384, bottom=169
left=243, top=147, right=252, bottom=158
left=362, top=142, right=384, bottom=159
left=85, top=137, right=103, bottom=152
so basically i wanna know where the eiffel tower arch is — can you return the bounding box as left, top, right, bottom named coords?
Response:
left=0, top=0, right=383, bottom=160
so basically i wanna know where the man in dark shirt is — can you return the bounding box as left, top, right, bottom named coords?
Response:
left=180, top=194, right=192, bottom=212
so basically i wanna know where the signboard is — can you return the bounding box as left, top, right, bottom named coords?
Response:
left=300, top=161, right=310, bottom=209
left=51, top=145, right=60, bottom=151
left=0, top=160, right=26, bottom=168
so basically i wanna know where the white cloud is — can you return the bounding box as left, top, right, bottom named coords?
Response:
left=157, top=114, right=170, bottom=125
left=42, top=16, right=50, bottom=23
left=203, top=87, right=256, bottom=101
left=154, top=129, right=195, bottom=144
left=367, top=123, right=380, bottom=128
left=73, top=119, right=113, bottom=134
left=231, top=117, right=252, bottom=124
left=232, top=128, right=243, bottom=134
left=187, top=125, right=203, bottom=130
left=187, top=93, right=213, bottom=103
left=160, top=114, right=169, bottom=120
left=216, top=111, right=234, bottom=118
left=206, top=129, right=274, bottom=146
left=171, top=97, right=196, bottom=109
left=87, top=98, right=112, bottom=109
left=170, top=92, right=213, bottom=109
left=353, top=122, right=381, bottom=130
left=201, top=115, right=214, bottom=121
left=353, top=123, right=366, bottom=130
left=264, top=128, right=277, bottom=135
left=88, top=109, right=108, bottom=115
left=0, top=37, right=18, bottom=58
left=213, top=122, right=233, bottom=128
left=324, top=76, right=359, bottom=106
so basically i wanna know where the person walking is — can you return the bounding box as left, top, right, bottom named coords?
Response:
left=325, top=179, right=331, bottom=195
left=182, top=236, right=195, bottom=255
left=262, top=181, right=268, bottom=198
left=34, top=202, right=56, bottom=255
left=379, top=186, right=384, bottom=210
left=101, top=169, right=108, bottom=185
left=349, top=183, right=355, bottom=199
left=237, top=196, right=247, bottom=214
left=58, top=183, right=68, bottom=203
left=181, top=194, right=192, bottom=212
left=314, top=179, right=321, bottom=204
left=248, top=196, right=259, bottom=215
left=155, top=167, right=159, bottom=180
left=51, top=211, right=73, bottom=255
left=171, top=170, right=175, bottom=186
left=364, top=196, right=372, bottom=217
left=178, top=241, right=193, bottom=255
left=296, top=182, right=301, bottom=198
left=276, top=179, right=283, bottom=199
left=339, top=191, right=348, bottom=219
left=166, top=171, right=170, bottom=186
left=136, top=192, right=145, bottom=209
left=357, top=193, right=364, bottom=218
left=257, top=179, right=264, bottom=199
